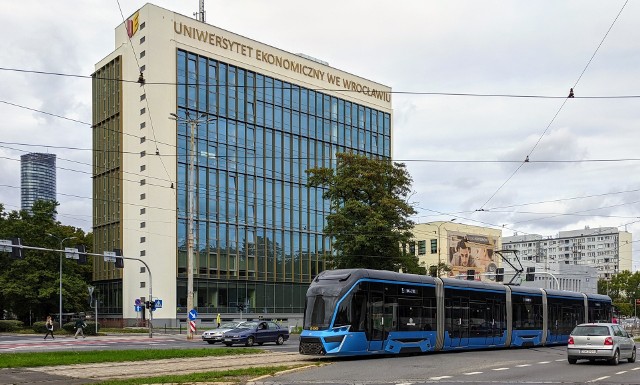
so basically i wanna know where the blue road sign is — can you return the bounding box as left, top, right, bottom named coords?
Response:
left=134, top=305, right=143, bottom=312
left=188, top=308, right=198, bottom=320
left=154, top=299, right=163, bottom=309
left=135, top=298, right=141, bottom=306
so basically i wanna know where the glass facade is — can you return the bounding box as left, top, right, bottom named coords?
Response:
left=20, top=153, right=56, bottom=212
left=175, top=49, right=391, bottom=314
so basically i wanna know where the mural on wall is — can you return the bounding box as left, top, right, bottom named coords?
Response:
left=447, top=232, right=499, bottom=280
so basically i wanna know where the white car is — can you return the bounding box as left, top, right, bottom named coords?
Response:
left=202, top=321, right=250, bottom=344
left=567, top=323, right=636, bottom=365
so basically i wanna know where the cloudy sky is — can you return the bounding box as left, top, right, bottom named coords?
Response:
left=1, top=1, right=638, bottom=270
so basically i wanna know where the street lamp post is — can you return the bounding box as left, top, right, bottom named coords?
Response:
left=436, top=219, right=455, bottom=277
left=169, top=111, right=214, bottom=340
left=46, top=233, right=77, bottom=329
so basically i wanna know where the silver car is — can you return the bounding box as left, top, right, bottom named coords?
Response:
left=567, top=323, right=636, bottom=365
left=202, top=321, right=250, bottom=344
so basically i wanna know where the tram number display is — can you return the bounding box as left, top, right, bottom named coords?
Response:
left=400, top=287, right=418, bottom=295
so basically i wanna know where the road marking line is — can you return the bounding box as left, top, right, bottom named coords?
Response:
left=516, top=364, right=531, bottom=367
left=587, top=376, right=610, bottom=383
left=429, top=376, right=452, bottom=380
left=555, top=359, right=565, bottom=361
left=616, top=371, right=627, bottom=374
left=632, top=367, right=640, bottom=371
left=538, top=361, right=550, bottom=364
left=396, top=383, right=414, bottom=385
left=492, top=368, right=509, bottom=371
left=464, top=372, right=483, bottom=375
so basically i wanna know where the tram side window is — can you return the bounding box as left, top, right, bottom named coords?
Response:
left=512, top=295, right=543, bottom=330
left=398, top=298, right=422, bottom=331
left=334, top=293, right=351, bottom=328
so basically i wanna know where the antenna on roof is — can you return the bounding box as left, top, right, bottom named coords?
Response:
left=194, top=0, right=206, bottom=22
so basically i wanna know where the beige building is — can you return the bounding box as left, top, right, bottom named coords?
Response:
left=410, top=222, right=502, bottom=280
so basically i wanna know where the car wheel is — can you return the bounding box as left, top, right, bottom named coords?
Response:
left=245, top=336, right=255, bottom=347
left=223, top=342, right=233, bottom=347
left=207, top=341, right=215, bottom=344
left=629, top=347, right=636, bottom=363
left=568, top=358, right=577, bottom=364
left=276, top=335, right=285, bottom=345
left=609, top=350, right=620, bottom=365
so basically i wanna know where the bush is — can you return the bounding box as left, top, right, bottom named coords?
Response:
left=32, top=321, right=60, bottom=333
left=63, top=321, right=101, bottom=336
left=0, top=320, right=24, bottom=332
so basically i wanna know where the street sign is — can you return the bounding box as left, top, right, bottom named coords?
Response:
left=65, top=247, right=79, bottom=259
left=154, top=299, right=163, bottom=309
left=0, top=239, right=11, bottom=253
left=103, top=251, right=116, bottom=263
left=135, top=298, right=141, bottom=306
left=134, top=305, right=143, bottom=312
left=188, top=308, right=198, bottom=320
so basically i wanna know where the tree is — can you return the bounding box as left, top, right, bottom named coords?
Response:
left=307, top=152, right=420, bottom=272
left=0, top=200, right=92, bottom=324
left=598, top=270, right=640, bottom=316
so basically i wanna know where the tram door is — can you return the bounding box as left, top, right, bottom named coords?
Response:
left=446, top=297, right=470, bottom=348
left=367, top=291, right=388, bottom=351
left=548, top=303, right=562, bottom=343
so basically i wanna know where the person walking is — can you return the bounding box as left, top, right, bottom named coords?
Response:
left=44, top=315, right=55, bottom=340
left=74, top=318, right=87, bottom=339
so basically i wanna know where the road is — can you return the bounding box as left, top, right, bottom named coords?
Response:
left=268, top=345, right=640, bottom=385
left=0, top=333, right=300, bottom=353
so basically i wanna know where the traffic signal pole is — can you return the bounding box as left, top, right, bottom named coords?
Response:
left=1, top=241, right=154, bottom=338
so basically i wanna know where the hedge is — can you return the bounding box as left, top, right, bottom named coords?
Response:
left=0, top=320, right=24, bottom=332
left=32, top=321, right=60, bottom=333
left=62, top=321, right=101, bottom=336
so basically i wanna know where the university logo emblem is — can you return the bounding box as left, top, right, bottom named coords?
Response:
left=126, top=12, right=139, bottom=38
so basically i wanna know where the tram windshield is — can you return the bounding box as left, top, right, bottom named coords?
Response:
left=304, top=294, right=339, bottom=330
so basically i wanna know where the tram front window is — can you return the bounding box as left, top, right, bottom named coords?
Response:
left=304, top=294, right=339, bottom=330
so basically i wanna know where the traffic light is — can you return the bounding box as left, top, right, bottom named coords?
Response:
left=466, top=269, right=475, bottom=281
left=76, top=245, right=87, bottom=265
left=11, top=238, right=23, bottom=259
left=237, top=303, right=245, bottom=312
left=495, top=268, right=504, bottom=282
left=150, top=300, right=156, bottom=311
left=526, top=267, right=535, bottom=281
left=114, top=248, right=124, bottom=268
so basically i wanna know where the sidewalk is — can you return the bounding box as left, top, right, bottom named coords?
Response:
left=24, top=351, right=319, bottom=383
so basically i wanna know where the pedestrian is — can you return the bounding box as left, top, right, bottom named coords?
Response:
left=216, top=313, right=221, bottom=328
left=44, top=315, right=55, bottom=340
left=74, top=318, right=87, bottom=339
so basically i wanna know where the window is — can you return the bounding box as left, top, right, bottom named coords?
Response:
left=140, top=65, right=146, bottom=72
left=140, top=165, right=146, bottom=172
left=140, top=94, right=146, bottom=101
left=140, top=237, right=146, bottom=243
left=140, top=208, right=146, bottom=215
left=140, top=193, right=146, bottom=200
left=418, top=240, right=426, bottom=255
left=140, top=22, right=145, bottom=30
left=140, top=282, right=146, bottom=288
left=140, top=266, right=146, bottom=272
left=140, top=221, right=146, bottom=228
left=140, top=251, right=146, bottom=258
left=140, top=179, right=146, bottom=186
left=139, top=36, right=146, bottom=44
left=140, top=108, right=146, bottom=115
left=140, top=51, right=145, bottom=58
left=140, top=151, right=146, bottom=157
left=140, top=122, right=146, bottom=129
left=431, top=239, right=437, bottom=254
left=140, top=136, right=146, bottom=143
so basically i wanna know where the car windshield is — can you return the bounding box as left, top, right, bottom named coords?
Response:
left=220, top=322, right=242, bottom=329
left=571, top=325, right=610, bottom=336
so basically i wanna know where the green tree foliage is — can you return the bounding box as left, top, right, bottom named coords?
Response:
left=307, top=153, right=422, bottom=273
left=598, top=270, right=640, bottom=316
left=0, top=201, right=92, bottom=324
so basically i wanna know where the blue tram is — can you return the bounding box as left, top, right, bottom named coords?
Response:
left=299, top=269, right=612, bottom=356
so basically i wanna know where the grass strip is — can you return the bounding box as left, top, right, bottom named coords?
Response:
left=94, top=365, right=309, bottom=385
left=0, top=348, right=262, bottom=369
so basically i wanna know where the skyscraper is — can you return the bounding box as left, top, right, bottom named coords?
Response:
left=92, top=4, right=392, bottom=325
left=20, top=153, right=56, bottom=212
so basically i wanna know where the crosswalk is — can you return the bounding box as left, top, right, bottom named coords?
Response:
left=0, top=336, right=179, bottom=352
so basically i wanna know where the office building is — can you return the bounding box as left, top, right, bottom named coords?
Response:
left=92, top=4, right=392, bottom=324
left=20, top=153, right=56, bottom=212
left=503, top=227, right=632, bottom=281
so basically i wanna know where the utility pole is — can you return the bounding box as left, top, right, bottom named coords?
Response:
left=436, top=219, right=455, bottom=277
left=169, top=112, right=214, bottom=340
left=46, top=234, right=77, bottom=329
